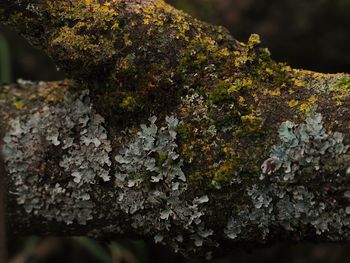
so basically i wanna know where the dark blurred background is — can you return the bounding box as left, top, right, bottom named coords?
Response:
left=1, top=0, right=350, bottom=262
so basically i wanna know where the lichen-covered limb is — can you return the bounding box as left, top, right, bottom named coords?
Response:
left=0, top=0, right=246, bottom=130
left=1, top=73, right=350, bottom=258
left=1, top=0, right=350, bottom=259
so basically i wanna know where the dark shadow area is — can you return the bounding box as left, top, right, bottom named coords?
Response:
left=0, top=25, right=65, bottom=84
left=8, top=238, right=350, bottom=263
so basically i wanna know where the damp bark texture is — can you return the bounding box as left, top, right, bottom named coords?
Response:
left=1, top=0, right=350, bottom=259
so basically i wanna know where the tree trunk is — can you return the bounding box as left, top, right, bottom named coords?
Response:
left=1, top=0, right=350, bottom=258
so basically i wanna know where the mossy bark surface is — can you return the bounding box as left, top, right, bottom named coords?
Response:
left=1, top=0, right=350, bottom=258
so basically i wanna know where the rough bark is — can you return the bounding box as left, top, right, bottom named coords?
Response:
left=1, top=0, right=350, bottom=259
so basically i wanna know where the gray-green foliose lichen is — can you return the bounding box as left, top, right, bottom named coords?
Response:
left=113, top=115, right=214, bottom=256
left=2, top=87, right=214, bottom=257
left=3, top=90, right=112, bottom=225
left=262, top=112, right=348, bottom=180
left=5, top=81, right=350, bottom=257
left=225, top=111, right=350, bottom=241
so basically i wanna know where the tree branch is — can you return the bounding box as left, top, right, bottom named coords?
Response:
left=1, top=0, right=350, bottom=258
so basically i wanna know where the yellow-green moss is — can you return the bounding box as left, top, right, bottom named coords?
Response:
left=233, top=34, right=261, bottom=67
left=209, top=80, right=231, bottom=104
left=330, top=78, right=350, bottom=104
left=237, top=114, right=262, bottom=134
left=211, top=157, right=239, bottom=188
left=13, top=97, right=25, bottom=110
left=288, top=99, right=299, bottom=108
left=119, top=96, right=138, bottom=112
left=334, top=78, right=350, bottom=91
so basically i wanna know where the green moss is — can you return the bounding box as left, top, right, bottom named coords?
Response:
left=188, top=171, right=212, bottom=191
left=176, top=31, right=233, bottom=77
left=209, top=78, right=253, bottom=104
left=233, top=34, right=262, bottom=68
left=176, top=43, right=209, bottom=75
left=235, top=114, right=262, bottom=136
left=210, top=151, right=241, bottom=189
left=186, top=146, right=242, bottom=190
left=329, top=77, right=350, bottom=103
left=119, top=96, right=138, bottom=112
left=13, top=95, right=25, bottom=110
left=157, top=152, right=169, bottom=167
left=140, top=170, right=154, bottom=190
left=334, top=78, right=350, bottom=91
left=176, top=123, right=190, bottom=139
left=211, top=113, right=235, bottom=130
left=209, top=80, right=231, bottom=104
